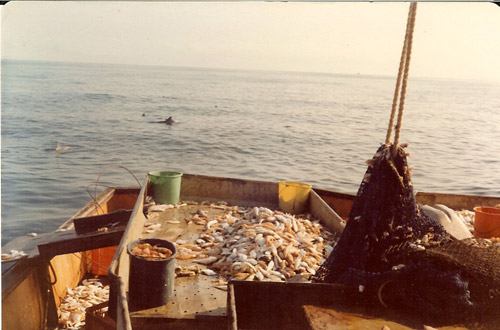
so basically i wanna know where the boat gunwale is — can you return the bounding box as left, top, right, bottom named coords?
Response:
left=58, top=187, right=141, bottom=231
left=1, top=187, right=124, bottom=295
left=1, top=186, right=140, bottom=330
left=108, top=182, right=148, bottom=330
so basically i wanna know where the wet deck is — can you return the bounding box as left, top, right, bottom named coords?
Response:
left=129, top=203, right=235, bottom=326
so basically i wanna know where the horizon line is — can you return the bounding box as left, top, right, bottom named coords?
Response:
left=2, top=57, right=499, bottom=85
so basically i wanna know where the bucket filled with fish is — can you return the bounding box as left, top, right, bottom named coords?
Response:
left=127, top=238, right=177, bottom=310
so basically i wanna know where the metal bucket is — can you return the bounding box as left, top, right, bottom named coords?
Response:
left=127, top=238, right=177, bottom=310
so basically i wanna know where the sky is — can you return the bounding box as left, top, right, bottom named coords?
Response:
left=1, top=1, right=500, bottom=83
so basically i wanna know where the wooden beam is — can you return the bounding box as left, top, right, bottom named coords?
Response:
left=73, top=209, right=132, bottom=235
left=37, top=229, right=125, bottom=260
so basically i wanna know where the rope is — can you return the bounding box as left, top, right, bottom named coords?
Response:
left=72, top=251, right=110, bottom=274
left=86, top=183, right=114, bottom=214
left=46, top=260, right=58, bottom=285
left=393, top=2, right=418, bottom=155
left=92, top=164, right=142, bottom=212
left=385, top=3, right=414, bottom=145
left=385, top=2, right=418, bottom=156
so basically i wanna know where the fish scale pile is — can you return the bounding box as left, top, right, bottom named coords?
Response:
left=58, top=278, right=109, bottom=329
left=176, top=206, right=338, bottom=282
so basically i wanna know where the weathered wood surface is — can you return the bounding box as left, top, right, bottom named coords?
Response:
left=229, top=281, right=472, bottom=330
left=74, top=209, right=132, bottom=234
left=37, top=228, right=125, bottom=260
left=310, top=190, right=345, bottom=236
left=59, top=187, right=139, bottom=231
left=2, top=189, right=136, bottom=263
left=304, top=305, right=414, bottom=330
left=109, top=183, right=148, bottom=330
left=314, top=189, right=500, bottom=219
left=303, top=305, right=470, bottom=330
left=1, top=265, right=46, bottom=330
left=3, top=231, right=69, bottom=260
left=415, top=192, right=500, bottom=211
left=1, top=256, right=42, bottom=299
left=227, top=283, right=238, bottom=330
left=313, top=188, right=355, bottom=220
left=50, top=252, right=90, bottom=308
left=228, top=281, right=360, bottom=330
left=2, top=187, right=139, bottom=330
left=180, top=173, right=279, bottom=208
left=2, top=225, right=125, bottom=265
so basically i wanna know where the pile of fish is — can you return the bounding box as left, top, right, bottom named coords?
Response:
left=490, top=237, right=500, bottom=246
left=175, top=205, right=338, bottom=283
left=455, top=209, right=475, bottom=233
left=130, top=243, right=173, bottom=260
left=58, top=278, right=109, bottom=329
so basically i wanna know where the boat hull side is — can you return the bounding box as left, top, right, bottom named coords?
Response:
left=2, top=261, right=46, bottom=330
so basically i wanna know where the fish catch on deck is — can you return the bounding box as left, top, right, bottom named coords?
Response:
left=145, top=203, right=339, bottom=283
left=57, top=278, right=109, bottom=329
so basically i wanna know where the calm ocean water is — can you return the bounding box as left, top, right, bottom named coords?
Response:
left=1, top=60, right=499, bottom=244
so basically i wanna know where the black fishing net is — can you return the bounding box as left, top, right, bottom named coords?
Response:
left=312, top=144, right=500, bottom=324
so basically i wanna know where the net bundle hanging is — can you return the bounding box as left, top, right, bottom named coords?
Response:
left=313, top=3, right=500, bottom=326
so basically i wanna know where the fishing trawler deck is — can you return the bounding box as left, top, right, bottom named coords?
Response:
left=3, top=173, right=500, bottom=330
left=109, top=174, right=347, bottom=329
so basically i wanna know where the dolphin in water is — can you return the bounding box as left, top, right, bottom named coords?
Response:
left=156, top=116, right=177, bottom=125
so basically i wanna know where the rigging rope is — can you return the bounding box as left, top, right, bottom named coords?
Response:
left=385, top=2, right=418, bottom=155
left=385, top=3, right=414, bottom=145
left=92, top=163, right=142, bottom=212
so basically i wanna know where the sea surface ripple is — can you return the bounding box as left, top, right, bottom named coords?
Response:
left=1, top=60, right=499, bottom=244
